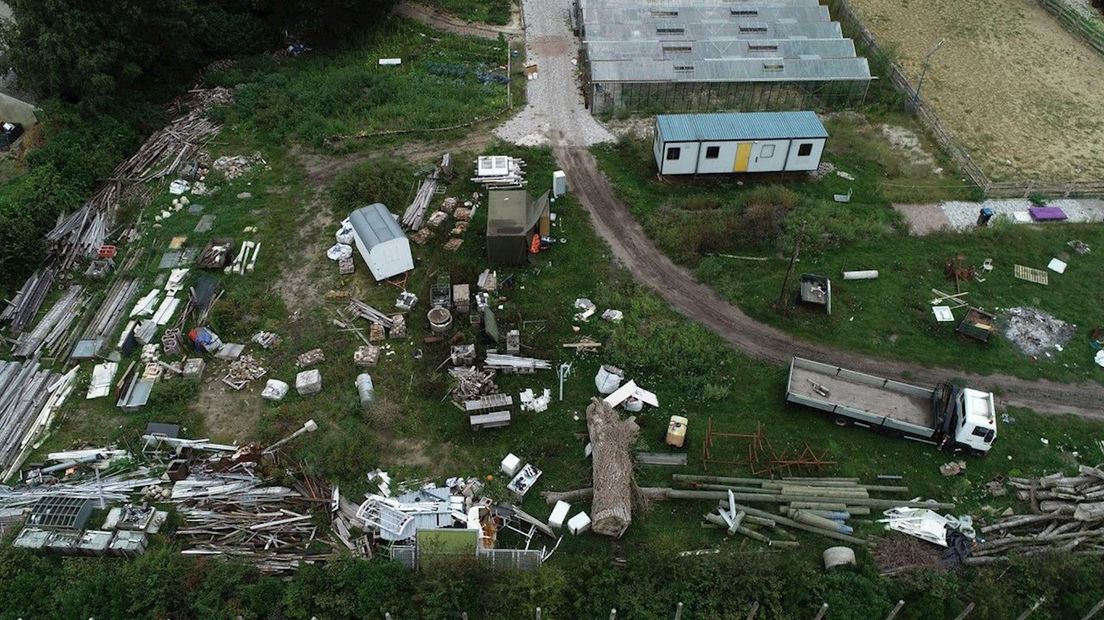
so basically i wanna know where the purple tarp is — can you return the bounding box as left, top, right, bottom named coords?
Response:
left=1029, top=206, right=1067, bottom=221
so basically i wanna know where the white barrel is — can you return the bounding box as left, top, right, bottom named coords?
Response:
left=842, top=270, right=879, bottom=280
left=356, top=374, right=374, bottom=406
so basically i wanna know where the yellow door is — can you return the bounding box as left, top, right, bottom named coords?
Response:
left=733, top=143, right=752, bottom=172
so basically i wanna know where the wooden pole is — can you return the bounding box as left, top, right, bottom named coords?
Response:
left=775, top=222, right=805, bottom=312
left=674, top=602, right=683, bottom=620
left=952, top=602, right=976, bottom=620
left=886, top=600, right=905, bottom=620
left=1015, top=598, right=1045, bottom=620
left=1082, top=597, right=1104, bottom=620
left=812, top=603, right=829, bottom=620
left=536, top=608, right=542, bottom=620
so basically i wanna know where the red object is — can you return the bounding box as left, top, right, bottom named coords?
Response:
left=98, top=245, right=117, bottom=258
left=529, top=234, right=541, bottom=255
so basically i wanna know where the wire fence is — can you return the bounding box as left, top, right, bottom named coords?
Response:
left=831, top=0, right=1104, bottom=198
left=1036, top=0, right=1104, bottom=56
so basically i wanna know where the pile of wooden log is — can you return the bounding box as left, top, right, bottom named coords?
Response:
left=586, top=398, right=639, bottom=538
left=402, top=153, right=451, bottom=230
left=970, top=467, right=1104, bottom=565
left=173, top=476, right=336, bottom=573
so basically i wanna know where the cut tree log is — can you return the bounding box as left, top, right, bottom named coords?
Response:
left=586, top=397, right=640, bottom=538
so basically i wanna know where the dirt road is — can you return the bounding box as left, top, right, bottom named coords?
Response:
left=556, top=146, right=1104, bottom=419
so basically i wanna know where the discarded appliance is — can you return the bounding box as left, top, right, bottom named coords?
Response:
left=799, top=274, right=832, bottom=314
left=473, top=155, right=526, bottom=188
left=348, top=203, right=415, bottom=281
left=507, top=464, right=542, bottom=498
left=501, top=453, right=522, bottom=477
left=486, top=189, right=551, bottom=265
left=567, top=511, right=591, bottom=535
left=653, top=111, right=828, bottom=176
left=549, top=501, right=571, bottom=530
left=552, top=170, right=567, bottom=198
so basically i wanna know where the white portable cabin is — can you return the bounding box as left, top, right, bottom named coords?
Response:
left=348, top=203, right=415, bottom=281
left=653, top=111, right=827, bottom=176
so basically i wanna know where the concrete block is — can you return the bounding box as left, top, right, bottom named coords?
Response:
left=295, top=369, right=322, bottom=395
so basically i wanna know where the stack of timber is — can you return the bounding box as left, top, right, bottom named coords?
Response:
left=0, top=362, right=77, bottom=480
left=448, top=367, right=498, bottom=401
left=970, top=467, right=1104, bottom=565
left=171, top=473, right=338, bottom=572
left=11, top=285, right=85, bottom=358
left=45, top=87, right=230, bottom=269
left=0, top=268, right=57, bottom=337
left=484, top=353, right=552, bottom=372
left=77, top=278, right=142, bottom=344
left=347, top=299, right=394, bottom=328
left=586, top=398, right=640, bottom=538
left=401, top=153, right=451, bottom=230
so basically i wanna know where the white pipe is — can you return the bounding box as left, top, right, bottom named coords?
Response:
left=842, top=270, right=879, bottom=280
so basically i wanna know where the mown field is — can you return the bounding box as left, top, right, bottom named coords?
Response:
left=842, top=0, right=1104, bottom=181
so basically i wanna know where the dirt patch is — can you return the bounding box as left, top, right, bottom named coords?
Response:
left=880, top=124, right=941, bottom=173
left=849, top=0, right=1104, bottom=181
left=894, top=203, right=952, bottom=235
left=1001, top=306, right=1077, bottom=358
left=531, top=35, right=572, bottom=55
left=194, top=378, right=264, bottom=444
left=379, top=437, right=459, bottom=474
left=393, top=1, right=523, bottom=40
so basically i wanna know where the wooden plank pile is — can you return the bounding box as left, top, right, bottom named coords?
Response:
left=970, top=467, right=1104, bottom=565
left=347, top=299, right=394, bottom=328
left=484, top=353, right=552, bottom=373
left=77, top=278, right=141, bottom=343
left=45, top=87, right=230, bottom=269
left=402, top=153, right=451, bottom=230
left=448, top=366, right=498, bottom=401
left=171, top=474, right=337, bottom=573
left=12, top=285, right=85, bottom=358
left=0, top=268, right=58, bottom=337
left=0, top=363, right=76, bottom=480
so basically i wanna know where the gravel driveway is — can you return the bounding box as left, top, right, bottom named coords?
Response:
left=494, top=0, right=613, bottom=147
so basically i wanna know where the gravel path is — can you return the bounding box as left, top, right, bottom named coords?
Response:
left=494, top=0, right=613, bottom=147
left=896, top=198, right=1104, bottom=234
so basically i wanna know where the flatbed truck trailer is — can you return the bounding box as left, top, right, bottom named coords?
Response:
left=785, top=357, right=997, bottom=455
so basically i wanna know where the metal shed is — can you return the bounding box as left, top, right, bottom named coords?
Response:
left=653, top=111, right=828, bottom=175
left=576, top=0, right=871, bottom=114
left=486, top=190, right=550, bottom=266
left=349, top=203, right=415, bottom=282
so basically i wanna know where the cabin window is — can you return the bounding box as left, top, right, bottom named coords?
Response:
left=666, top=147, right=681, bottom=160
left=797, top=143, right=813, bottom=157
left=705, top=146, right=720, bottom=159
left=760, top=144, right=776, bottom=158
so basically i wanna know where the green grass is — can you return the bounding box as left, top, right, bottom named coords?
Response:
left=207, top=16, right=510, bottom=149
left=425, top=0, right=514, bottom=25
left=593, top=113, right=1104, bottom=384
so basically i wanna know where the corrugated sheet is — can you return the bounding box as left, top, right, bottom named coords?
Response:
left=349, top=203, right=404, bottom=250
left=657, top=111, right=828, bottom=142
left=586, top=38, right=857, bottom=63
left=590, top=56, right=871, bottom=83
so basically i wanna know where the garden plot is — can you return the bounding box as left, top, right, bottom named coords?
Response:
left=848, top=0, right=1104, bottom=181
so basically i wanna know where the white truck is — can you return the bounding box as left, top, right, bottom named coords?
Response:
left=785, top=357, right=997, bottom=455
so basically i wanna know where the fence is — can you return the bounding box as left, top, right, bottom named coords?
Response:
left=831, top=0, right=1104, bottom=198
left=1037, top=0, right=1104, bottom=56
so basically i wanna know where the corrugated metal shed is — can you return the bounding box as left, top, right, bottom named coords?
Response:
left=349, top=203, right=404, bottom=250
left=657, top=111, right=828, bottom=142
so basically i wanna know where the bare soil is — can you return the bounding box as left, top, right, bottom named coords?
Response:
left=393, top=1, right=523, bottom=39
left=849, top=0, right=1104, bottom=181
left=894, top=203, right=953, bottom=235
left=194, top=378, right=264, bottom=443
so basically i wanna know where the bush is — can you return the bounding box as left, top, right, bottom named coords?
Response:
left=330, top=159, right=415, bottom=215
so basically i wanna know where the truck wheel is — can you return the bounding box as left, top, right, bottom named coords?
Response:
left=832, top=415, right=850, bottom=427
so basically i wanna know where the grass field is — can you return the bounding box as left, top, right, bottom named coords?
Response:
left=424, top=0, right=514, bottom=25
left=594, top=120, right=1104, bottom=384
left=843, top=0, right=1104, bottom=182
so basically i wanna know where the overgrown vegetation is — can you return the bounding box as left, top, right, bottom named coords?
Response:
left=425, top=0, right=514, bottom=25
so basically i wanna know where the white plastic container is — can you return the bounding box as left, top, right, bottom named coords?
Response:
left=355, top=374, right=374, bottom=406
left=567, top=511, right=591, bottom=535
left=549, top=501, right=571, bottom=529
left=501, top=453, right=522, bottom=477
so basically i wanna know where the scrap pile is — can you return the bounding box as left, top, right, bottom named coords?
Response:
left=212, top=152, right=266, bottom=180
left=970, top=466, right=1104, bottom=565
left=484, top=353, right=552, bottom=373
left=472, top=155, right=526, bottom=189
left=45, top=87, right=231, bottom=269
left=222, top=355, right=267, bottom=390
left=0, top=268, right=57, bottom=337
left=448, top=367, right=498, bottom=401
left=75, top=278, right=142, bottom=353
left=0, top=363, right=77, bottom=480
left=11, top=285, right=85, bottom=358
left=348, top=299, right=395, bottom=329
left=402, top=153, right=452, bottom=230
left=172, top=474, right=335, bottom=573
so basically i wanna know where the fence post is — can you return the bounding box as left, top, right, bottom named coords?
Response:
left=886, top=600, right=905, bottom=620
left=1082, top=597, right=1104, bottom=620
left=536, top=607, right=542, bottom=620
left=813, top=603, right=829, bottom=620
left=952, top=602, right=976, bottom=620
left=674, top=602, right=684, bottom=620
left=1016, top=597, right=1046, bottom=620
left=610, top=609, right=618, bottom=620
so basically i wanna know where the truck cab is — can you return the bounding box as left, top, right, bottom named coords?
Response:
left=951, top=388, right=997, bottom=454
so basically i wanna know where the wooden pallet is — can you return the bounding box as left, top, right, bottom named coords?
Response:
left=1014, top=264, right=1049, bottom=285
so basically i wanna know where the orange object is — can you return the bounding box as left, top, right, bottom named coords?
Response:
left=98, top=245, right=117, bottom=258
left=529, top=234, right=541, bottom=254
